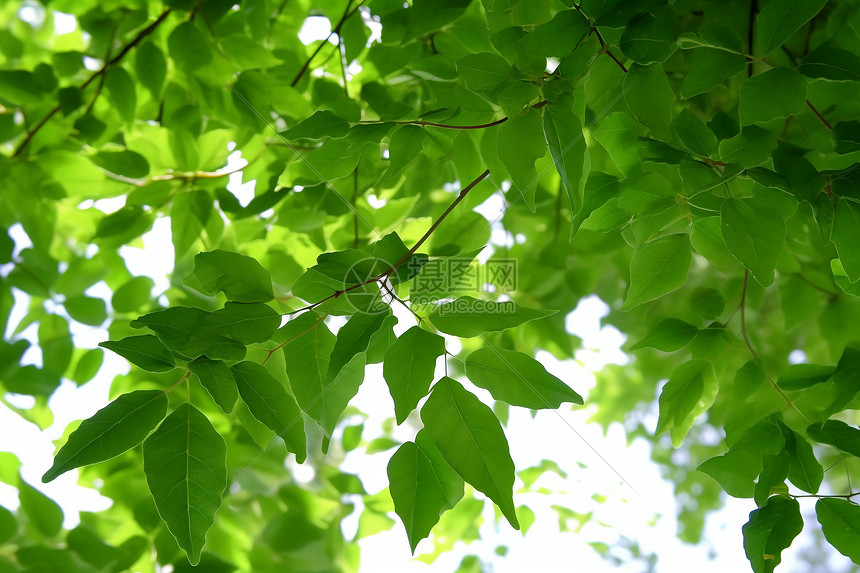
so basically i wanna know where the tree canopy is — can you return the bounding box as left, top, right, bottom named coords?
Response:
left=2, top=0, right=860, bottom=571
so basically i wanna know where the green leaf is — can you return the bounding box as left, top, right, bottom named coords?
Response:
left=680, top=47, right=746, bottom=99
left=739, top=68, right=807, bottom=125
left=19, top=479, right=63, bottom=537
left=135, top=40, right=167, bottom=98
left=171, top=189, right=210, bottom=257
left=656, top=359, right=718, bottom=447
left=42, top=390, right=168, bottom=482
left=757, top=0, right=827, bottom=55
left=202, top=302, right=281, bottom=344
left=542, top=103, right=587, bottom=239
left=0, top=504, right=15, bottom=544
left=189, top=250, right=274, bottom=302
left=371, top=232, right=428, bottom=284
left=388, top=433, right=464, bottom=552
left=742, top=496, right=803, bottom=573
left=832, top=259, right=860, bottom=297
left=623, top=63, right=674, bottom=141
left=720, top=193, right=787, bottom=287
left=105, top=66, right=136, bottom=123
left=281, top=312, right=364, bottom=438
left=833, top=121, right=860, bottom=155
left=168, top=21, right=212, bottom=71
left=232, top=360, right=306, bottom=462
left=220, top=35, right=283, bottom=69
left=816, top=498, right=860, bottom=564
left=833, top=199, right=860, bottom=283
left=328, top=309, right=389, bottom=378
left=630, top=318, right=699, bottom=352
left=383, top=326, right=446, bottom=424
left=429, top=296, right=555, bottom=337
left=524, top=9, right=590, bottom=57
left=100, top=335, right=176, bottom=373
left=799, top=45, right=860, bottom=82
left=497, top=110, right=545, bottom=211
left=622, top=234, right=692, bottom=310
left=671, top=109, right=717, bottom=158
left=112, top=276, right=154, bottom=313
left=63, top=295, right=107, bottom=326
left=283, top=110, right=350, bottom=141
left=456, top=52, right=510, bottom=95
left=698, top=452, right=758, bottom=498
left=90, top=150, right=150, bottom=178
left=70, top=348, right=103, bottom=386
left=718, top=125, right=777, bottom=167
left=807, top=419, right=860, bottom=457
left=188, top=357, right=238, bottom=414
left=777, top=421, right=822, bottom=494
left=421, top=377, right=519, bottom=529
left=754, top=451, right=790, bottom=507
left=143, top=404, right=226, bottom=565
left=464, top=346, right=582, bottom=408
left=776, top=363, right=835, bottom=390
left=619, top=8, right=677, bottom=65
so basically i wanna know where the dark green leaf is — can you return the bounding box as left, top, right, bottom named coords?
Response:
left=90, top=150, right=150, bottom=178
left=619, top=9, right=677, bottom=64
left=421, top=377, right=519, bottom=529
left=777, top=363, right=835, bottom=390
left=232, top=360, right=306, bottom=462
left=800, top=45, right=860, bottom=82
left=831, top=199, right=860, bottom=282
left=189, top=357, right=238, bottom=414
left=542, top=103, right=587, bottom=239
left=630, top=318, right=699, bottom=352
left=383, top=326, right=446, bottom=424
left=464, top=346, right=582, bottom=408
left=429, top=296, right=555, bottom=337
left=624, top=63, right=674, bottom=141
left=283, top=110, right=349, bottom=140
left=43, top=390, right=168, bottom=482
left=622, top=234, right=692, bottom=310
left=739, top=67, right=807, bottom=125
left=656, top=359, right=718, bottom=447
left=135, top=40, right=167, bottom=98
left=329, top=309, right=390, bottom=378
left=105, top=66, right=136, bottom=123
left=19, top=479, right=63, bottom=537
left=720, top=192, right=790, bottom=287
left=143, top=404, right=226, bottom=565
left=189, top=250, right=274, bottom=302
left=833, top=121, right=860, bottom=155
left=671, top=109, right=717, bottom=158
left=100, top=335, right=176, bottom=373
left=816, top=498, right=860, bottom=564
left=742, top=496, right=803, bottom=573
left=807, top=419, right=860, bottom=457
left=456, top=52, right=511, bottom=95
left=757, top=0, right=828, bottom=54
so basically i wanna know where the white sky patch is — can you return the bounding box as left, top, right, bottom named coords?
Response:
left=53, top=11, right=76, bottom=34
left=298, top=16, right=336, bottom=45
left=118, top=217, right=173, bottom=296
left=225, top=149, right=255, bottom=207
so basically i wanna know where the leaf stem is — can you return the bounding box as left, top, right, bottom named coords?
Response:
left=263, top=312, right=328, bottom=364
left=806, top=100, right=832, bottom=130
left=12, top=8, right=172, bottom=158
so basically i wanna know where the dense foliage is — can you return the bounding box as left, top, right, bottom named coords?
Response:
left=2, top=0, right=860, bottom=571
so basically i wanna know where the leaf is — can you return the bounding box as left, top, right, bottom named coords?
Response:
left=680, top=47, right=746, bottom=99
left=753, top=451, right=790, bottom=507
left=135, top=40, right=167, bottom=98
left=42, top=390, right=168, bottom=482
left=328, top=309, right=389, bottom=379
left=112, top=276, right=154, bottom=313
left=720, top=194, right=786, bottom=287
left=388, top=433, right=464, bottom=552
left=799, top=45, right=860, bottom=82
left=622, top=234, right=692, bottom=310
left=739, top=67, right=807, bottom=125
left=623, top=63, right=674, bottom=141
left=807, top=419, right=860, bottom=457
left=630, top=318, right=699, bottom=352
left=833, top=121, right=860, bottom=155
left=202, top=302, right=281, bottom=344
left=776, top=363, right=835, bottom=390
left=777, top=421, right=822, bottom=494
left=220, top=35, right=283, bottom=69
left=816, top=498, right=860, bottom=564
left=100, top=335, right=176, bottom=373
left=231, top=361, right=306, bottom=462
left=542, top=103, right=587, bottom=239
left=456, top=52, right=510, bottom=95
left=281, top=312, right=363, bottom=438
left=497, top=110, right=546, bottom=211
left=168, top=21, right=212, bottom=71
left=656, top=359, right=718, bottom=447
left=18, top=479, right=63, bottom=537
left=189, top=250, right=274, bottom=302
left=718, top=125, right=777, bottom=167
left=833, top=199, right=860, bottom=282
left=188, top=357, right=238, bottom=414
left=756, top=0, right=828, bottom=55
left=429, top=296, right=555, bottom=337
left=420, top=377, right=519, bottom=529
left=143, top=404, right=226, bottom=565
left=171, top=189, right=210, bottom=257
left=524, top=9, right=590, bottom=57
left=619, top=9, right=678, bottom=65
left=283, top=110, right=349, bottom=140
left=742, top=496, right=803, bottom=573
left=383, top=326, right=446, bottom=424
left=464, top=346, right=582, bottom=409
left=671, top=109, right=717, bottom=158
left=63, top=295, right=107, bottom=326
left=698, top=452, right=758, bottom=498
left=105, top=66, right=136, bottom=123
left=371, top=232, right=428, bottom=284
left=90, top=150, right=150, bottom=178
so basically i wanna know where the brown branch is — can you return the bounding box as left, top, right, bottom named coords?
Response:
left=747, top=0, right=758, bottom=77
left=12, top=8, right=172, bottom=158
left=384, top=100, right=549, bottom=131
left=263, top=313, right=327, bottom=363
left=569, top=3, right=627, bottom=73
left=806, top=100, right=833, bottom=130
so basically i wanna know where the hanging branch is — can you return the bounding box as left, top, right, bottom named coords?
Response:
left=12, top=8, right=172, bottom=158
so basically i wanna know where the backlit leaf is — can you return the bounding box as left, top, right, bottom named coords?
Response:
left=383, top=326, right=446, bottom=424
left=742, top=496, right=803, bottom=573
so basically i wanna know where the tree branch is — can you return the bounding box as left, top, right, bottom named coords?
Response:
left=12, top=8, right=172, bottom=158
left=806, top=100, right=833, bottom=130
left=290, top=0, right=366, bottom=87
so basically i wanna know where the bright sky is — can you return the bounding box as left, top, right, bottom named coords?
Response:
left=0, top=7, right=848, bottom=573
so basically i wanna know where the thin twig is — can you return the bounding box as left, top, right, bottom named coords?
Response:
left=569, top=3, right=627, bottom=72
left=747, top=0, right=758, bottom=77
left=290, top=0, right=366, bottom=86
left=263, top=313, right=328, bottom=364
left=806, top=100, right=833, bottom=130
left=12, top=8, right=172, bottom=157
